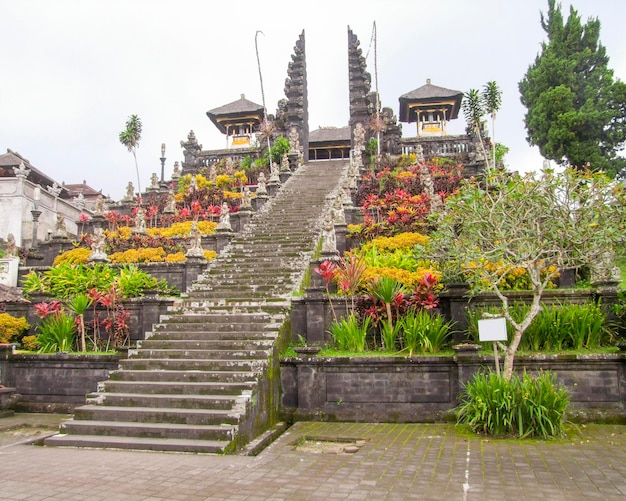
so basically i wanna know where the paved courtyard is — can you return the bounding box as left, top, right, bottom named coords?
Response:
left=0, top=415, right=625, bottom=500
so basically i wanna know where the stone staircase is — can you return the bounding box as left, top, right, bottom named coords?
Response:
left=45, top=160, right=348, bottom=453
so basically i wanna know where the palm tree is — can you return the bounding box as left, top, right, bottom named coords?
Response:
left=482, top=81, right=502, bottom=168
left=462, top=89, right=491, bottom=169
left=119, top=114, right=143, bottom=199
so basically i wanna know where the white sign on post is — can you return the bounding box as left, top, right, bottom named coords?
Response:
left=478, top=317, right=508, bottom=342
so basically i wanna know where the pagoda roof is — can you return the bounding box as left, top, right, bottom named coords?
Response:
left=206, top=95, right=265, bottom=134
left=309, top=126, right=350, bottom=144
left=399, top=80, right=463, bottom=123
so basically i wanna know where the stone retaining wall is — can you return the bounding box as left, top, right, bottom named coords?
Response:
left=0, top=346, right=122, bottom=413
left=280, top=353, right=626, bottom=423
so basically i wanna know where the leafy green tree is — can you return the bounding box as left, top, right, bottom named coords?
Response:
left=119, top=114, right=143, bottom=198
left=519, top=0, right=626, bottom=177
left=429, top=167, right=625, bottom=379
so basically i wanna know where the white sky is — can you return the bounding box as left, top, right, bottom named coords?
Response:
left=2, top=0, right=625, bottom=199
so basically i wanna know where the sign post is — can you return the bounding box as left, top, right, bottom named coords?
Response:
left=478, top=317, right=507, bottom=376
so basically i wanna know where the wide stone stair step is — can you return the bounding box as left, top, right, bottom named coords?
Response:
left=128, top=348, right=272, bottom=360
left=44, top=434, right=232, bottom=454
left=145, top=330, right=279, bottom=341
left=102, top=380, right=256, bottom=395
left=137, top=339, right=275, bottom=351
left=118, top=358, right=267, bottom=372
left=86, top=392, right=242, bottom=410
left=72, top=405, right=243, bottom=426
left=56, top=420, right=237, bottom=443
left=108, top=369, right=257, bottom=383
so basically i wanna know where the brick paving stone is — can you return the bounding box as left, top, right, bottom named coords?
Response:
left=0, top=421, right=625, bottom=500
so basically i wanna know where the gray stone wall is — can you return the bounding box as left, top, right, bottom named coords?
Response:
left=280, top=354, right=626, bottom=423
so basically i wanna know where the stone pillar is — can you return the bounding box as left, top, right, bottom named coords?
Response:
left=334, top=224, right=347, bottom=255
left=215, top=228, right=233, bottom=254
left=267, top=181, right=281, bottom=197
left=252, top=194, right=269, bottom=212
left=236, top=209, right=253, bottom=233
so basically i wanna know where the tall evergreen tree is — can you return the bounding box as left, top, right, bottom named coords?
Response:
left=519, top=0, right=626, bottom=177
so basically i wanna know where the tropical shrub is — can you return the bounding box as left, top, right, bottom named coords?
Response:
left=456, top=371, right=569, bottom=438
left=399, top=310, right=454, bottom=355
left=466, top=302, right=613, bottom=351
left=53, top=247, right=91, bottom=266
left=0, top=313, right=30, bottom=344
left=328, top=314, right=371, bottom=352
left=34, top=302, right=76, bottom=353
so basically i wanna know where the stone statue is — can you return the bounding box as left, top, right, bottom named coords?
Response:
left=240, top=185, right=252, bottom=210
left=321, top=212, right=337, bottom=254
left=280, top=153, right=290, bottom=172
left=288, top=127, right=300, bottom=153
left=189, top=175, right=198, bottom=191
left=73, top=192, right=85, bottom=210
left=180, top=130, right=202, bottom=171
left=94, top=194, right=105, bottom=215
left=125, top=181, right=135, bottom=200
left=55, top=214, right=67, bottom=237
left=150, top=173, right=159, bottom=190
left=256, top=172, right=268, bottom=196
left=269, top=161, right=281, bottom=184
left=133, top=206, right=146, bottom=234
left=5, top=233, right=17, bottom=257
left=208, top=165, right=217, bottom=184
left=185, top=220, right=205, bottom=258
left=172, top=161, right=181, bottom=179
left=224, top=158, right=234, bottom=175
left=88, top=227, right=108, bottom=262
left=216, top=202, right=232, bottom=231
left=164, top=190, right=176, bottom=213
left=353, top=122, right=366, bottom=153
left=332, top=195, right=346, bottom=225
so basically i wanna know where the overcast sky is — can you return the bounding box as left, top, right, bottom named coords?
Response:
left=2, top=0, right=625, bottom=199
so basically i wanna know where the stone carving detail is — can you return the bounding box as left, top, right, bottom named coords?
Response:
left=321, top=212, right=337, bottom=254
left=278, top=31, right=309, bottom=162
left=348, top=27, right=374, bottom=149
left=172, top=161, right=181, bottom=179
left=164, top=190, right=176, bottom=213
left=73, top=192, right=85, bottom=210
left=216, top=202, right=231, bottom=231
left=88, top=227, right=108, bottom=262
left=186, top=220, right=205, bottom=258
left=5, top=233, right=17, bottom=257
left=332, top=195, right=346, bottom=225
left=12, top=162, right=30, bottom=178
left=269, top=162, right=281, bottom=184
left=180, top=130, right=203, bottom=174
left=47, top=182, right=62, bottom=197
left=54, top=214, right=68, bottom=238
left=240, top=186, right=252, bottom=210
left=125, top=181, right=135, bottom=200
left=94, top=194, right=105, bottom=216
left=149, top=173, right=159, bottom=190
left=256, top=172, right=268, bottom=196
left=133, top=206, right=146, bottom=234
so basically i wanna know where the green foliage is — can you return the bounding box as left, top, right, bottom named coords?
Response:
left=380, top=320, right=402, bottom=352
left=456, top=370, right=569, bottom=438
left=21, top=263, right=178, bottom=300
left=519, top=0, right=626, bottom=177
left=36, top=312, right=76, bottom=353
left=0, top=313, right=30, bottom=344
left=399, top=310, right=454, bottom=355
left=328, top=314, right=371, bottom=352
left=467, top=302, right=613, bottom=351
